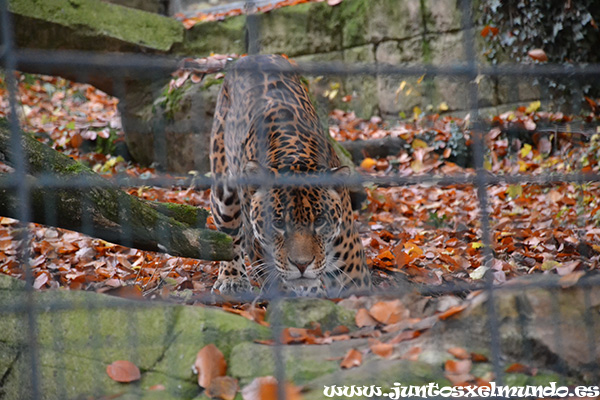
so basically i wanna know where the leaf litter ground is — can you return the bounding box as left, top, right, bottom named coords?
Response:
left=1, top=72, right=600, bottom=312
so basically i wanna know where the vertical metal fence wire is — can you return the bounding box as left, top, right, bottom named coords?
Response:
left=0, top=0, right=41, bottom=398
left=457, top=0, right=505, bottom=386
left=1, top=0, right=600, bottom=399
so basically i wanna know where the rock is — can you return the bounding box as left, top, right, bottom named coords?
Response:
left=9, top=0, right=183, bottom=53
left=121, top=75, right=222, bottom=173
left=267, top=298, right=356, bottom=332
left=431, top=274, right=600, bottom=382
left=0, top=274, right=269, bottom=400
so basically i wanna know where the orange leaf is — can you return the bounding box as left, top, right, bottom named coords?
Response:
left=340, top=348, right=362, bottom=369
left=447, top=347, right=470, bottom=360
left=370, top=341, right=394, bottom=358
left=195, top=344, right=227, bottom=388
left=528, top=48, right=548, bottom=62
left=206, top=376, right=239, bottom=400
left=360, top=157, right=377, bottom=170
left=471, top=352, right=489, bottom=363
left=389, top=329, right=420, bottom=344
left=355, top=308, right=378, bottom=327
left=438, top=304, right=466, bottom=320
left=401, top=346, right=422, bottom=361
left=242, top=376, right=303, bottom=400
left=368, top=300, right=408, bottom=325
left=106, top=360, right=141, bottom=383
left=445, top=359, right=472, bottom=375
left=505, top=363, right=535, bottom=375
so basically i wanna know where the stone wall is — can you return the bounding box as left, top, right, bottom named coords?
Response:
left=177, top=0, right=541, bottom=119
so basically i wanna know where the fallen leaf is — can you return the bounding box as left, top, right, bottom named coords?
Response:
left=106, top=360, right=141, bottom=383
left=471, top=353, right=489, bottom=362
left=206, top=376, right=239, bottom=400
left=355, top=308, right=378, bottom=327
left=195, top=344, right=227, bottom=388
left=438, top=304, right=467, bottom=320
left=445, top=359, right=472, bottom=374
left=389, top=329, right=420, bottom=344
left=368, top=300, right=408, bottom=324
left=447, top=347, right=470, bottom=360
left=528, top=48, right=548, bottom=62
left=444, top=359, right=473, bottom=385
left=360, top=157, right=377, bottom=170
left=370, top=341, right=394, bottom=358
left=505, top=362, right=536, bottom=375
left=340, top=348, right=362, bottom=369
left=401, top=346, right=422, bottom=361
left=558, top=271, right=585, bottom=288
left=242, top=376, right=302, bottom=400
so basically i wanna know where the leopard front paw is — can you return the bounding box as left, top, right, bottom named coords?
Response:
left=212, top=276, right=253, bottom=296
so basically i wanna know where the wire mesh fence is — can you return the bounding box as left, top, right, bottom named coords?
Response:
left=1, top=0, right=600, bottom=399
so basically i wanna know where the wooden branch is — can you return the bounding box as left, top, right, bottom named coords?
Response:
left=0, top=119, right=232, bottom=261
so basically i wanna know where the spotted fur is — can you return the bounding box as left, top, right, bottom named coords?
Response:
left=210, top=55, right=371, bottom=296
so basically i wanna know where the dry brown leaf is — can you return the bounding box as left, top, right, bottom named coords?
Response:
left=471, top=352, right=489, bottom=363
left=370, top=341, right=394, bottom=358
left=445, top=359, right=472, bottom=375
left=195, top=344, right=227, bottom=388
left=528, top=48, right=548, bottom=62
left=401, top=346, right=422, bottom=361
left=106, top=360, right=141, bottom=383
left=368, top=300, right=408, bottom=324
left=444, top=359, right=473, bottom=385
left=241, top=376, right=302, bottom=400
left=438, top=304, right=467, bottom=320
left=355, top=308, right=378, bottom=327
left=447, top=347, right=470, bottom=360
left=206, top=376, right=239, bottom=400
left=505, top=362, right=537, bottom=375
left=558, top=270, right=586, bottom=288
left=340, top=348, right=362, bottom=369
left=388, top=329, right=420, bottom=344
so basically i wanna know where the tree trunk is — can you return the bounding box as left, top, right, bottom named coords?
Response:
left=0, top=119, right=232, bottom=261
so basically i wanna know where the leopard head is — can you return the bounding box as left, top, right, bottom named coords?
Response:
left=245, top=162, right=350, bottom=296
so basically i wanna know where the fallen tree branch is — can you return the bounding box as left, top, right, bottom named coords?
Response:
left=0, top=119, right=232, bottom=261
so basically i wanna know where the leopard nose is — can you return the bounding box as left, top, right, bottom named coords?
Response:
left=289, top=257, right=314, bottom=274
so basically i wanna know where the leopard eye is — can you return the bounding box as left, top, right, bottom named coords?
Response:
left=314, top=216, right=327, bottom=227
left=273, top=219, right=285, bottom=230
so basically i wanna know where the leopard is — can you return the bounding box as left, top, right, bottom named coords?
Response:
left=209, top=54, right=371, bottom=297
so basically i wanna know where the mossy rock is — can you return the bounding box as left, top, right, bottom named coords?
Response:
left=266, top=298, right=356, bottom=332
left=9, top=0, right=183, bottom=52
left=0, top=274, right=269, bottom=400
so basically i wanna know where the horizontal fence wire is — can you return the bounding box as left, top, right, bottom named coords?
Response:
left=1, top=0, right=599, bottom=398
left=4, top=48, right=600, bottom=78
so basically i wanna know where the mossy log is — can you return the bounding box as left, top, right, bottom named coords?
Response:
left=0, top=119, right=232, bottom=261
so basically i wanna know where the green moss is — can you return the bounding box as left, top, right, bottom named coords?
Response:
left=8, top=0, right=183, bottom=51
left=177, top=15, right=245, bottom=56
left=200, top=76, right=225, bottom=91
left=268, top=298, right=356, bottom=332
left=162, top=202, right=208, bottom=227
left=339, top=0, right=369, bottom=48
left=0, top=275, right=269, bottom=400
left=154, top=82, right=190, bottom=122
left=229, top=342, right=340, bottom=386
